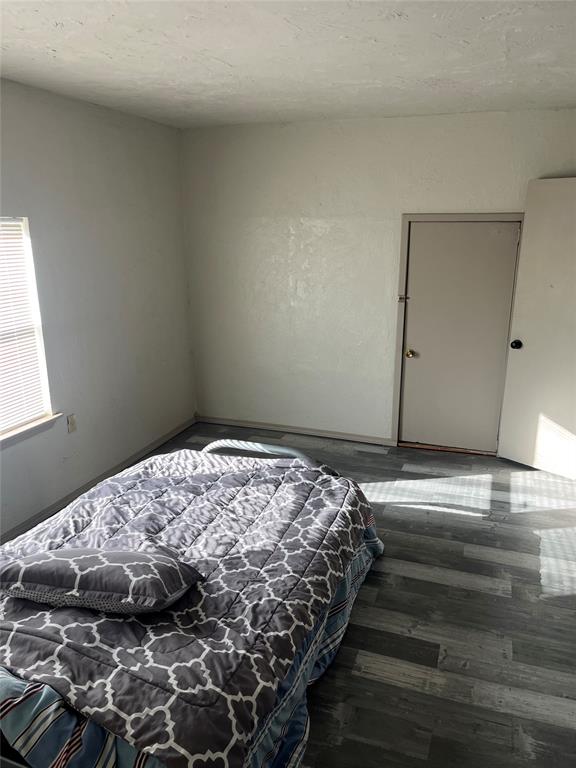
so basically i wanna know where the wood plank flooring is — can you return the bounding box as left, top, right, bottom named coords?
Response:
left=160, top=422, right=576, bottom=767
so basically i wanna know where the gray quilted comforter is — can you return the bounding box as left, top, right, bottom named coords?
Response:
left=0, top=450, right=377, bottom=767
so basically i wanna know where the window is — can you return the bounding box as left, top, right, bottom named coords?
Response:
left=0, top=217, right=52, bottom=435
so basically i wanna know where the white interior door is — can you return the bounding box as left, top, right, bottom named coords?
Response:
left=400, top=220, right=519, bottom=453
left=499, top=178, right=576, bottom=478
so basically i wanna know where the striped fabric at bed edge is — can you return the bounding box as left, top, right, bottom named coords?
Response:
left=0, top=668, right=162, bottom=768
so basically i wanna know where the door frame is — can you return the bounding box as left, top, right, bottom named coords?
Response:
left=391, top=212, right=524, bottom=449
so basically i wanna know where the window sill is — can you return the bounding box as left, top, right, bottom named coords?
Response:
left=0, top=413, right=63, bottom=446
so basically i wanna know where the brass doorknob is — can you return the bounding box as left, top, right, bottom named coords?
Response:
left=405, top=349, right=416, bottom=358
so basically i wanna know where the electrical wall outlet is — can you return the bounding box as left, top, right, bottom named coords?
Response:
left=67, top=414, right=77, bottom=433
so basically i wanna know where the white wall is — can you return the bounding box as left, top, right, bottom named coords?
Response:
left=183, top=109, right=576, bottom=441
left=2, top=93, right=575, bottom=532
left=1, top=80, right=195, bottom=534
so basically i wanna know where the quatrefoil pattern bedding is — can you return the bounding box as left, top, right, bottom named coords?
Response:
left=0, top=547, right=203, bottom=613
left=0, top=450, right=382, bottom=768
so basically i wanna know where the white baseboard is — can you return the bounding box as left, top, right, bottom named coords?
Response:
left=197, top=415, right=396, bottom=447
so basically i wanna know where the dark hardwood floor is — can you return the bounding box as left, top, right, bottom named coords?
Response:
left=161, top=422, right=576, bottom=768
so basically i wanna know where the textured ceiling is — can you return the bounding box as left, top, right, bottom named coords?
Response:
left=1, top=1, right=575, bottom=127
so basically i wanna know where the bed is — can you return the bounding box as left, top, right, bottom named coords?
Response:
left=0, top=440, right=383, bottom=768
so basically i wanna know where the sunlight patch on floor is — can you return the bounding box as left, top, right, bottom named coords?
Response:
left=390, top=503, right=485, bottom=517
left=534, top=527, right=576, bottom=596
left=508, top=470, right=576, bottom=512
left=359, top=474, right=494, bottom=510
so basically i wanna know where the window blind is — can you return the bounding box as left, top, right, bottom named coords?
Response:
left=0, top=217, right=52, bottom=435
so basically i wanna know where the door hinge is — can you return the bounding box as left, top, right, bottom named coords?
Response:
left=398, top=295, right=410, bottom=303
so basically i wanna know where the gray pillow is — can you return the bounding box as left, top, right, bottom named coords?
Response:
left=0, top=548, right=203, bottom=613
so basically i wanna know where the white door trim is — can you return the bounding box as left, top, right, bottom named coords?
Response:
left=391, top=213, right=524, bottom=448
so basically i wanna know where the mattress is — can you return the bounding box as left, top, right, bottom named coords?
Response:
left=0, top=446, right=383, bottom=767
